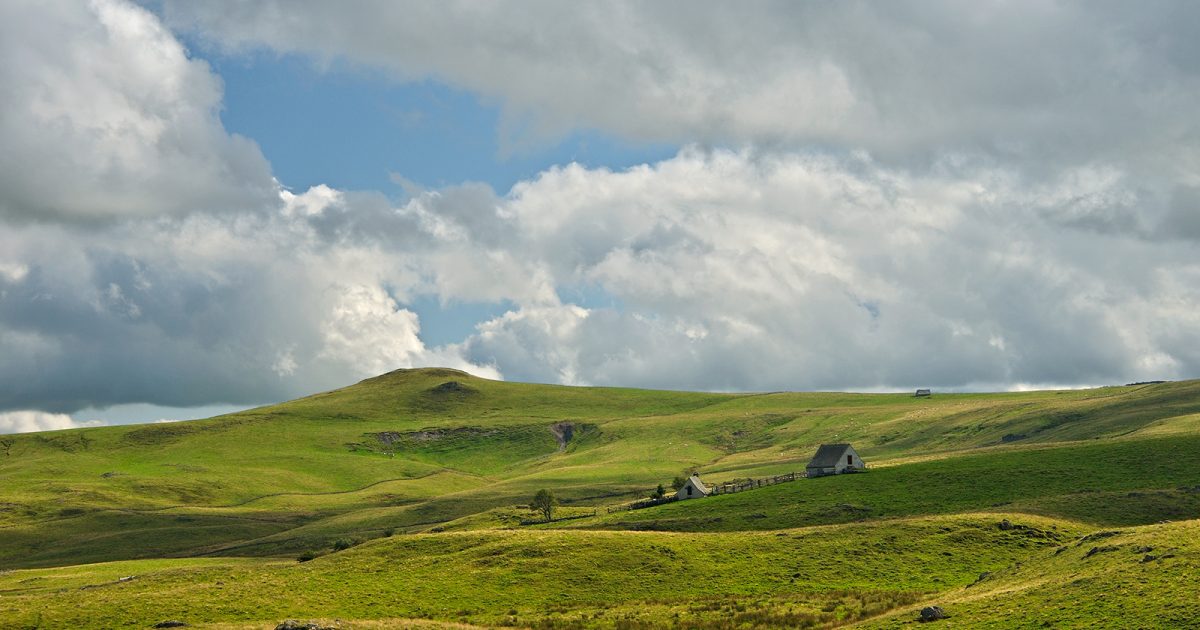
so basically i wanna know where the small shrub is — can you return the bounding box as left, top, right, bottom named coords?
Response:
left=297, top=551, right=317, bottom=562
left=382, top=528, right=396, bottom=537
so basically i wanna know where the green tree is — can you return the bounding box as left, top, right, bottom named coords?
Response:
left=531, top=489, right=557, bottom=522
left=654, top=484, right=666, bottom=499
left=671, top=476, right=688, bottom=491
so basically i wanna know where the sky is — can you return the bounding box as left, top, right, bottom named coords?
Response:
left=2, top=1, right=1199, bottom=433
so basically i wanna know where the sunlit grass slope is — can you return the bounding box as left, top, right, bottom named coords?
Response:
left=0, top=513, right=1083, bottom=629
left=558, top=434, right=1200, bottom=532
left=2, top=370, right=1200, bottom=568
left=2, top=369, right=1200, bottom=628
left=862, top=519, right=1200, bottom=628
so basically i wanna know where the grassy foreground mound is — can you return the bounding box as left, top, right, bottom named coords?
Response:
left=0, top=514, right=1080, bottom=628
left=863, top=519, right=1200, bottom=628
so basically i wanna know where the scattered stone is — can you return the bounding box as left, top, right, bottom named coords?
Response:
left=919, top=606, right=948, bottom=622
left=1134, top=546, right=1154, bottom=554
left=998, top=519, right=1014, bottom=530
left=100, top=471, right=120, bottom=478
left=1075, top=530, right=1121, bottom=546
left=967, top=572, right=992, bottom=587
left=1085, top=545, right=1120, bottom=558
left=118, top=575, right=135, bottom=582
left=430, top=380, right=471, bottom=394
left=1141, top=554, right=1159, bottom=563
left=153, top=622, right=188, bottom=628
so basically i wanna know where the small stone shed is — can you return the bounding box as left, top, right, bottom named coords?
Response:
left=675, top=473, right=709, bottom=500
left=915, top=389, right=932, bottom=397
left=805, top=443, right=865, bottom=477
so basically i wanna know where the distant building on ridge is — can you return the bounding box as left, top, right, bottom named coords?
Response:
left=805, top=443, right=865, bottom=478
left=915, top=389, right=932, bottom=397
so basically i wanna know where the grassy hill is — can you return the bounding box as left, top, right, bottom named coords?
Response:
left=2, top=368, right=1199, bottom=627
left=0, top=513, right=1086, bottom=628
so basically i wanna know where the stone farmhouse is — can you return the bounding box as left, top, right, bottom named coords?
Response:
left=675, top=473, right=709, bottom=500
left=805, top=443, right=865, bottom=477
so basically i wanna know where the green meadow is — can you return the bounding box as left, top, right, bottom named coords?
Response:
left=2, top=368, right=1199, bottom=627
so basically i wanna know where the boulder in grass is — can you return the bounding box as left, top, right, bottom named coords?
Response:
left=153, top=623, right=188, bottom=629
left=919, top=606, right=948, bottom=622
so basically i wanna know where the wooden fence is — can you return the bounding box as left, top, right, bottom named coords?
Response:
left=607, top=471, right=805, bottom=512
left=708, top=471, right=803, bottom=495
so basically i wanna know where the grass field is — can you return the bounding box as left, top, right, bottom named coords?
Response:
left=0, top=513, right=1085, bottom=628
left=2, top=368, right=1199, bottom=627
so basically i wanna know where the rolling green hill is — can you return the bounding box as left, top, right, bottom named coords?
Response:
left=2, top=368, right=1199, bottom=627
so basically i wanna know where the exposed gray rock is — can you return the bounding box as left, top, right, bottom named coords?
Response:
left=919, top=606, right=948, bottom=622
left=153, top=622, right=188, bottom=628
left=1085, top=545, right=1120, bottom=558
left=967, top=571, right=992, bottom=587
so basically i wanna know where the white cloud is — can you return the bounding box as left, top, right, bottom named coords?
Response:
left=2, top=146, right=1197, bottom=410
left=318, top=284, right=428, bottom=377
left=1, top=1, right=1198, bottom=416
left=0, top=263, right=28, bottom=284
left=163, top=1, right=1200, bottom=179
left=0, top=0, right=275, bottom=222
left=0, top=410, right=102, bottom=434
left=281, top=184, right=343, bottom=218
left=0, top=200, right=503, bottom=412
left=454, top=149, right=1200, bottom=391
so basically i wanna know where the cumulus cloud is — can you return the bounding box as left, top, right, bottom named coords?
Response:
left=2, top=143, right=1197, bottom=410
left=1, top=1, right=1198, bottom=417
left=163, top=1, right=1200, bottom=176
left=0, top=410, right=101, bottom=434
left=451, top=149, right=1200, bottom=391
left=319, top=283, right=498, bottom=379
left=0, top=1, right=503, bottom=414
left=0, top=204, right=500, bottom=413
left=0, top=0, right=275, bottom=222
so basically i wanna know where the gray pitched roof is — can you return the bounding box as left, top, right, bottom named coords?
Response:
left=687, top=474, right=708, bottom=494
left=806, top=443, right=851, bottom=468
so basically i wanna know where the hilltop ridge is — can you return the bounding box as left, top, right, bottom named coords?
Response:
left=2, top=370, right=1200, bottom=626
